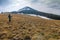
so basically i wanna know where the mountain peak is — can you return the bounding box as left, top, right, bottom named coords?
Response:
left=18, top=6, right=34, bottom=11
left=18, top=6, right=40, bottom=14
left=24, top=6, right=31, bottom=8
left=23, top=6, right=31, bottom=10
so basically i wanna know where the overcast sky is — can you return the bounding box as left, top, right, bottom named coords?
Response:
left=0, top=0, right=60, bottom=15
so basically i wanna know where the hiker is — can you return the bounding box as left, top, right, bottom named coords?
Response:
left=8, top=14, right=12, bottom=22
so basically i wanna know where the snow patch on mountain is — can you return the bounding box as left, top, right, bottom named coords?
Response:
left=25, top=14, right=52, bottom=20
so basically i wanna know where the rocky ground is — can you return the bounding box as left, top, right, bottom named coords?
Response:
left=0, top=14, right=60, bottom=40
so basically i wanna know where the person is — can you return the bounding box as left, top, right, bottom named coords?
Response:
left=8, top=14, right=12, bottom=22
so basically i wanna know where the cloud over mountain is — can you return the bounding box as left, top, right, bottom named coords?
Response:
left=0, top=0, right=11, bottom=6
left=0, top=0, right=60, bottom=15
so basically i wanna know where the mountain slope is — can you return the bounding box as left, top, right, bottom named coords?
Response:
left=17, top=6, right=60, bottom=20
left=0, top=14, right=60, bottom=40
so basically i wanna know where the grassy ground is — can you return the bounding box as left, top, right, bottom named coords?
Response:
left=0, top=14, right=60, bottom=40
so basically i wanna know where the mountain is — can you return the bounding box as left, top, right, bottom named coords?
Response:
left=3, top=6, right=60, bottom=20
left=18, top=6, right=60, bottom=20
left=18, top=6, right=40, bottom=14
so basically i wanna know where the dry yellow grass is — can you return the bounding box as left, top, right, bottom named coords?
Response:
left=0, top=14, right=60, bottom=40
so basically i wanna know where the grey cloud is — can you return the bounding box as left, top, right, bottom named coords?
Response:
left=0, top=0, right=12, bottom=6
left=42, top=0, right=60, bottom=9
